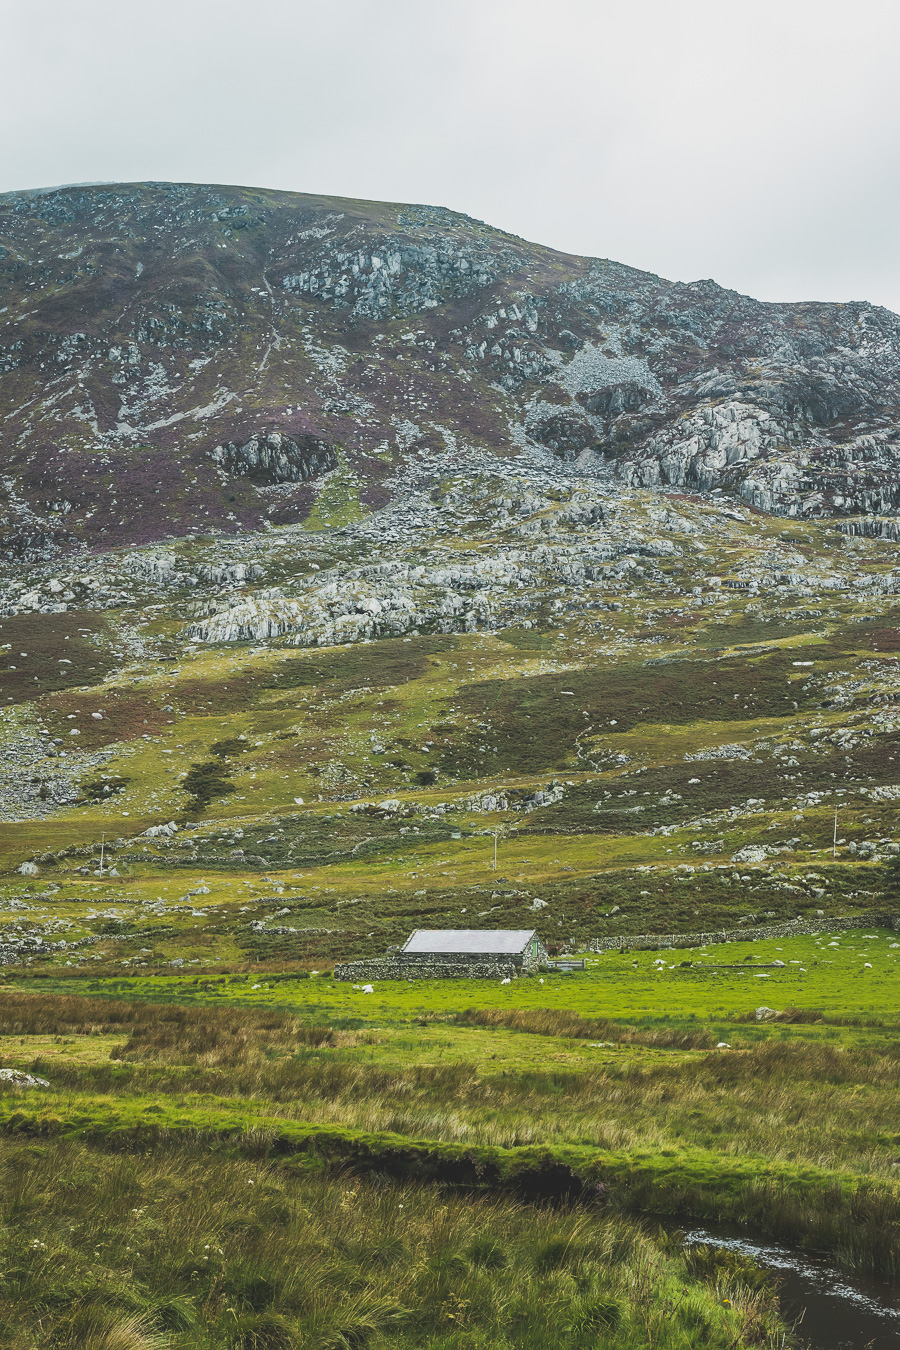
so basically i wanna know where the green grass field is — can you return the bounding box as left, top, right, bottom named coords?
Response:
left=2, top=500, right=900, bottom=1346
left=16, top=927, right=898, bottom=1022
left=1, top=934, right=898, bottom=1346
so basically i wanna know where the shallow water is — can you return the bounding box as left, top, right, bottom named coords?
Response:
left=680, top=1224, right=900, bottom=1350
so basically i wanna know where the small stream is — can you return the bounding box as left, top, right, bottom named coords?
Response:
left=679, top=1224, right=900, bottom=1350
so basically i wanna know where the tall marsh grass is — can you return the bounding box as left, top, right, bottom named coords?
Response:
left=2, top=991, right=898, bottom=1288
left=452, top=1005, right=717, bottom=1049
left=0, top=1137, right=786, bottom=1350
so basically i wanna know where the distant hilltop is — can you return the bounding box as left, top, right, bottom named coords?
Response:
left=2, top=180, right=900, bottom=562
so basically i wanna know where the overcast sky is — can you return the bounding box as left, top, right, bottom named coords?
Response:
left=4, top=0, right=900, bottom=310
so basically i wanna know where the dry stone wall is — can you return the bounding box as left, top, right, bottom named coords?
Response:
left=584, top=911, right=898, bottom=953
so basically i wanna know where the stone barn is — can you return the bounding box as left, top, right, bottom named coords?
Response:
left=334, top=928, right=548, bottom=981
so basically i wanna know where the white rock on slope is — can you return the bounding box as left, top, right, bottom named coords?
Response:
left=0, top=1068, right=49, bottom=1088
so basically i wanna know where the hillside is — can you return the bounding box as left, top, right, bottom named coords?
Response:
left=1, top=183, right=900, bottom=1350
left=1, top=181, right=900, bottom=970
left=3, top=180, right=900, bottom=571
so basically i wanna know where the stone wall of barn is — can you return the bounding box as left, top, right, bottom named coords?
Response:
left=399, top=950, right=526, bottom=967
left=333, top=958, right=527, bottom=981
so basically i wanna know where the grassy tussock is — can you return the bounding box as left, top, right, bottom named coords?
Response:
left=0, top=1137, right=784, bottom=1350
left=733, top=1006, right=900, bottom=1029
left=0, top=992, right=332, bottom=1048
left=684, top=1038, right=900, bottom=1087
left=451, top=1006, right=717, bottom=1049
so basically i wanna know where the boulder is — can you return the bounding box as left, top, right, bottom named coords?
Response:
left=0, top=1068, right=49, bottom=1088
left=210, top=432, right=336, bottom=484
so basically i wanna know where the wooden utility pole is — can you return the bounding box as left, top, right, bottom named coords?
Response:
left=833, top=808, right=838, bottom=859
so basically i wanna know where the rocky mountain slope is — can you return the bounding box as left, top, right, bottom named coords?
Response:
left=3, top=180, right=900, bottom=572
left=2, top=182, right=900, bottom=974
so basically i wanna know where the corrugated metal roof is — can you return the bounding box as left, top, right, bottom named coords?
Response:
left=401, top=929, right=537, bottom=955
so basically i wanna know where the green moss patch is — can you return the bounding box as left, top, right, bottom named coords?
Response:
left=182, top=761, right=237, bottom=813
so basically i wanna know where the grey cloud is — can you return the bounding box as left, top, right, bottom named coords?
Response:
left=3, top=0, right=899, bottom=309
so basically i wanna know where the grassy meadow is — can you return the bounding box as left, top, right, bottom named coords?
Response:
left=1, top=928, right=898, bottom=1348
left=2, top=503, right=900, bottom=1346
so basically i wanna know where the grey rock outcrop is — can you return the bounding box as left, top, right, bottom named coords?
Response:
left=281, top=219, right=528, bottom=319
left=210, top=432, right=336, bottom=484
